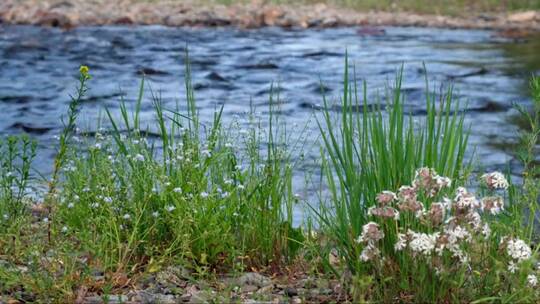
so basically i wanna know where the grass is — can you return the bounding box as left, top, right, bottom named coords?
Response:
left=0, top=56, right=539, bottom=302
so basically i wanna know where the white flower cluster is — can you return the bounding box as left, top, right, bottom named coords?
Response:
left=506, top=238, right=532, bottom=262
left=357, top=222, right=384, bottom=262
left=481, top=171, right=509, bottom=190
left=407, top=231, right=438, bottom=256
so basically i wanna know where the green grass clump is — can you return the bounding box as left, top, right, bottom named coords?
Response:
left=313, top=59, right=539, bottom=302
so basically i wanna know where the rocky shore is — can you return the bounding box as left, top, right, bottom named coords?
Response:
left=1, top=0, right=540, bottom=35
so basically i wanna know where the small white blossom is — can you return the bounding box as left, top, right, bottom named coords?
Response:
left=61, top=226, right=68, bottom=233
left=506, top=238, right=532, bottom=262
left=67, top=203, right=74, bottom=209
left=152, top=211, right=159, bottom=218
left=173, top=187, right=182, bottom=193
left=123, top=213, right=131, bottom=220
left=166, top=205, right=176, bottom=212
left=481, top=172, right=509, bottom=190
left=527, top=274, right=538, bottom=287
left=200, top=192, right=209, bottom=198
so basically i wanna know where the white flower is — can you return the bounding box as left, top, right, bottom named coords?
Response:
left=94, top=143, right=102, bottom=150
left=394, top=233, right=407, bottom=251
left=508, top=261, right=519, bottom=273
left=67, top=203, right=74, bottom=209
left=220, top=192, right=230, bottom=198
left=360, top=243, right=380, bottom=262
left=3, top=214, right=8, bottom=220
left=173, top=187, right=182, bottom=193
left=527, top=274, right=538, bottom=287
left=200, top=192, right=209, bottom=198
left=123, top=214, right=131, bottom=220
left=166, top=205, right=176, bottom=212
left=43, top=217, right=49, bottom=223
left=61, top=226, right=68, bottom=233
left=506, top=238, right=532, bottom=262
left=237, top=184, right=245, bottom=191
left=152, top=211, right=159, bottom=218
left=82, top=187, right=90, bottom=192
left=103, top=197, right=113, bottom=204
left=73, top=195, right=80, bottom=201
left=133, top=154, right=145, bottom=162
left=357, top=222, right=384, bottom=244
left=481, top=172, right=509, bottom=190
left=408, top=230, right=438, bottom=256
left=91, top=202, right=100, bottom=209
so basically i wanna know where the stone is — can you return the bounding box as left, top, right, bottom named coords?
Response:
left=236, top=272, right=271, bottom=288
left=508, top=11, right=537, bottom=23
left=240, top=285, right=259, bottom=293
left=284, top=287, right=298, bottom=297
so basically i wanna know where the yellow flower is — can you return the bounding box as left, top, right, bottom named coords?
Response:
left=79, top=65, right=90, bottom=78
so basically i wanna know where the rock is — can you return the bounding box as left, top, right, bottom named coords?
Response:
left=256, top=284, right=274, bottom=295
left=34, top=10, right=72, bottom=28
left=508, top=11, right=537, bottom=23
left=262, top=7, right=283, bottom=26
left=240, top=285, right=259, bottom=293
left=284, top=287, right=298, bottom=297
left=188, top=290, right=214, bottom=303
left=236, top=272, right=272, bottom=288
left=136, top=291, right=176, bottom=304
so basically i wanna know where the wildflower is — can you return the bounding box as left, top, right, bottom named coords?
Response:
left=173, top=187, right=182, bottom=193
left=166, top=205, right=176, bottom=212
left=94, top=143, right=102, bottom=150
left=73, top=194, right=80, bottom=201
left=133, top=154, right=145, bottom=162
left=2, top=214, right=8, bottom=220
left=82, top=187, right=90, bottom=192
left=237, top=184, right=245, bottom=190
left=428, top=202, right=445, bottom=226
left=394, top=233, right=408, bottom=251
left=408, top=230, right=438, bottom=256
left=220, top=192, right=230, bottom=199
left=481, top=223, right=491, bottom=238
left=368, top=206, right=400, bottom=220
left=357, top=222, right=384, bottom=244
left=152, top=211, right=159, bottom=218
left=91, top=202, right=100, bottom=209
left=67, top=203, right=74, bottom=209
left=376, top=191, right=397, bottom=206
left=506, top=238, right=532, bottom=262
left=508, top=261, right=519, bottom=273
left=454, top=187, right=480, bottom=210
left=103, top=197, right=113, bottom=204
left=224, top=178, right=234, bottom=185
left=360, top=243, right=380, bottom=262
left=200, top=192, right=209, bottom=198
left=61, top=226, right=68, bottom=233
left=43, top=217, right=49, bottom=223
left=79, top=65, right=90, bottom=79
left=481, top=196, right=504, bottom=215
left=527, top=274, right=538, bottom=287
left=123, top=214, right=131, bottom=220
left=481, top=172, right=509, bottom=190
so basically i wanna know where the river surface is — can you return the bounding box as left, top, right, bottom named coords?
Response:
left=1, top=25, right=539, bottom=221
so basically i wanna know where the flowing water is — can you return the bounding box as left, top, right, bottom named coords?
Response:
left=1, top=25, right=539, bottom=221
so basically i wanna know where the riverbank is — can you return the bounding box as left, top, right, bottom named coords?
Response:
left=1, top=0, right=540, bottom=35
